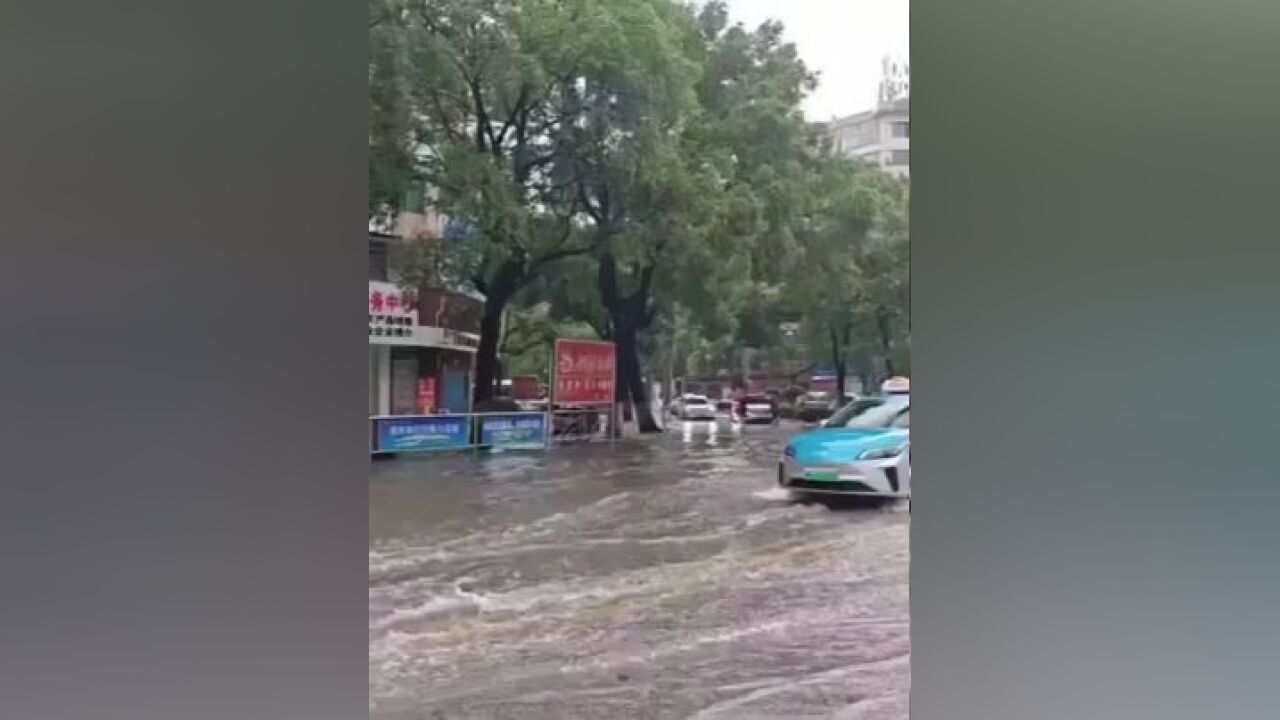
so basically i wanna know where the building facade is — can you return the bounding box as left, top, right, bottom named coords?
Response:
left=826, top=96, right=909, bottom=180
left=368, top=227, right=482, bottom=420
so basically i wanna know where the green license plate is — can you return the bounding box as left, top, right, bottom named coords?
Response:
left=804, top=469, right=840, bottom=481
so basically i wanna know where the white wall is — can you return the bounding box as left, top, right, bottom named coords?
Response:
left=829, top=109, right=909, bottom=179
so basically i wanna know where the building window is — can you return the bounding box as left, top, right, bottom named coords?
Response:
left=889, top=149, right=910, bottom=166
left=892, top=121, right=910, bottom=138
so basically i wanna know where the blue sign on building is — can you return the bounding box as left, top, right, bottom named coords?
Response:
left=478, top=413, right=547, bottom=450
left=375, top=415, right=471, bottom=453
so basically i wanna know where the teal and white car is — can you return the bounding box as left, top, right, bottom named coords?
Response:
left=779, top=396, right=910, bottom=499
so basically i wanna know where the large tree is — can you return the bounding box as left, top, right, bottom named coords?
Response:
left=369, top=0, right=419, bottom=224
left=788, top=154, right=910, bottom=397
left=557, top=1, right=820, bottom=431
left=662, top=4, right=822, bottom=390
left=374, top=0, right=636, bottom=403
left=550, top=0, right=707, bottom=430
left=372, top=0, right=910, bottom=414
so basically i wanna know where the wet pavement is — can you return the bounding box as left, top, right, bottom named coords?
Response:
left=370, top=421, right=910, bottom=719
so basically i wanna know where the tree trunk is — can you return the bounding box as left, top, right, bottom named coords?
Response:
left=663, top=359, right=674, bottom=419
left=830, top=329, right=846, bottom=400
left=473, top=264, right=523, bottom=404
left=876, top=306, right=895, bottom=377
left=598, top=251, right=660, bottom=433
left=616, top=326, right=659, bottom=432
left=473, top=300, right=505, bottom=404
left=662, top=327, right=678, bottom=418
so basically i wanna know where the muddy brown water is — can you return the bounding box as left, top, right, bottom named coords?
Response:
left=370, top=422, right=909, bottom=719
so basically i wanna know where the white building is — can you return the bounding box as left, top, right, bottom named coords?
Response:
left=826, top=96, right=909, bottom=180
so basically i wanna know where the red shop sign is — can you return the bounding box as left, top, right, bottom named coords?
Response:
left=554, top=339, right=616, bottom=405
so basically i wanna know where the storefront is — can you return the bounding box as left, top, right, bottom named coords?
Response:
left=368, top=279, right=478, bottom=420
left=368, top=228, right=546, bottom=455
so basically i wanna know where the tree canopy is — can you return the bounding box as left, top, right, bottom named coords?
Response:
left=369, top=0, right=910, bottom=419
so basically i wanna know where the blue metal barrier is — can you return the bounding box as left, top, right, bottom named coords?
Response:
left=370, top=412, right=550, bottom=455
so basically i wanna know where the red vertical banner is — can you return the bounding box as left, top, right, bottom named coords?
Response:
left=554, top=339, right=616, bottom=405
left=417, top=376, right=436, bottom=414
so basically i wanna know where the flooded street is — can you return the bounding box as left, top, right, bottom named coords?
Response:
left=370, top=422, right=910, bottom=719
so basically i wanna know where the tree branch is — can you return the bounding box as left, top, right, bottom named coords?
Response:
left=641, top=297, right=657, bottom=329
left=636, top=262, right=657, bottom=301
left=495, top=83, right=531, bottom=147
left=528, top=241, right=594, bottom=276
left=467, top=75, right=493, bottom=154
left=579, top=185, right=604, bottom=223
left=517, top=153, right=556, bottom=179
left=598, top=251, right=620, bottom=314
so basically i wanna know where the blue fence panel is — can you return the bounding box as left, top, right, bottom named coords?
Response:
left=373, top=414, right=471, bottom=453
left=476, top=412, right=548, bottom=450
left=371, top=412, right=553, bottom=454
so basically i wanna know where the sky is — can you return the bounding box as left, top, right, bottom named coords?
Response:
left=720, top=0, right=909, bottom=121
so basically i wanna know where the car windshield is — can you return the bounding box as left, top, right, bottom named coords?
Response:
left=824, top=397, right=908, bottom=429
left=684, top=398, right=707, bottom=405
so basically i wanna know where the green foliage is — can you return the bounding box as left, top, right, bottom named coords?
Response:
left=372, top=0, right=620, bottom=294
left=785, top=153, right=910, bottom=381
left=499, top=302, right=596, bottom=378
left=369, top=0, right=418, bottom=223
left=631, top=2, right=821, bottom=375
left=369, top=0, right=911, bottom=394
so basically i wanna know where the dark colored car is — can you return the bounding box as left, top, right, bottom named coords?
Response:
left=737, top=394, right=778, bottom=424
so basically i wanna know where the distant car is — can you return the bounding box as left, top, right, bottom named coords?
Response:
left=737, top=394, right=778, bottom=424
left=796, top=391, right=836, bottom=422
left=779, top=395, right=911, bottom=499
left=881, top=376, right=910, bottom=396
left=670, top=394, right=715, bottom=421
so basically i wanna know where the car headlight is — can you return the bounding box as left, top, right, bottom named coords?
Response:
left=859, top=444, right=907, bottom=460
left=783, top=445, right=796, bottom=458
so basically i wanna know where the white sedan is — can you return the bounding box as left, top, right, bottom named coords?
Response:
left=670, top=394, right=716, bottom=421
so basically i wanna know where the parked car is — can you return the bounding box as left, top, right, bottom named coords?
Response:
left=795, top=391, right=836, bottom=423
left=881, top=376, right=910, bottom=396
left=669, top=394, right=716, bottom=421
left=736, top=394, right=778, bottom=424
left=778, top=395, right=910, bottom=500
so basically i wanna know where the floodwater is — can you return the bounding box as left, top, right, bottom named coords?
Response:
left=370, top=421, right=910, bottom=719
